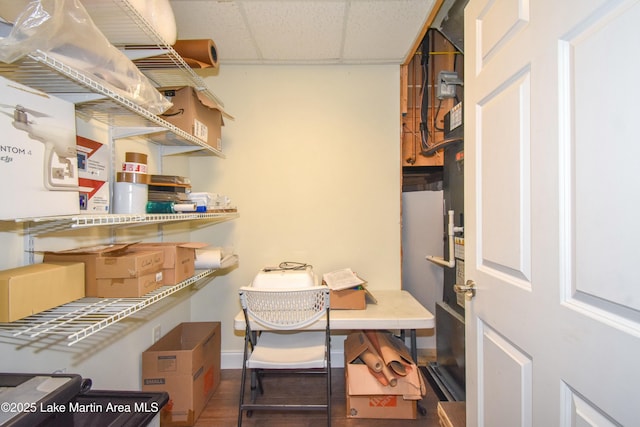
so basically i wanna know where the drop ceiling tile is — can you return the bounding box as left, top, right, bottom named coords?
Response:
left=170, top=0, right=260, bottom=61
left=169, top=0, right=436, bottom=64
left=241, top=0, right=347, bottom=62
left=343, top=0, right=435, bottom=62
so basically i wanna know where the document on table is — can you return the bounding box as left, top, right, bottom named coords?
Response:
left=322, top=268, right=366, bottom=291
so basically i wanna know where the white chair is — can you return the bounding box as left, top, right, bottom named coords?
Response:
left=238, top=286, right=331, bottom=426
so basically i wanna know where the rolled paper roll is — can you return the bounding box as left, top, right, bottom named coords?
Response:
left=360, top=348, right=383, bottom=373
left=194, top=247, right=223, bottom=269
left=389, top=360, right=407, bottom=376
left=368, top=368, right=389, bottom=386
left=380, top=363, right=398, bottom=387
left=172, top=39, right=219, bottom=69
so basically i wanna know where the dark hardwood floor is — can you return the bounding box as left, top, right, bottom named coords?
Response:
left=194, top=368, right=442, bottom=427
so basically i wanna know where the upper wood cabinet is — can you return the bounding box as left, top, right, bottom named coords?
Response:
left=401, top=29, right=463, bottom=168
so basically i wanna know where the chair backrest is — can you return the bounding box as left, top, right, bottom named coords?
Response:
left=239, top=286, right=330, bottom=330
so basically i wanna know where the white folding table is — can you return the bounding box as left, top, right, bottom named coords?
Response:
left=234, top=289, right=435, bottom=361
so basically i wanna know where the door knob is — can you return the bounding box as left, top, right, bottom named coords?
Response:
left=454, top=279, right=476, bottom=298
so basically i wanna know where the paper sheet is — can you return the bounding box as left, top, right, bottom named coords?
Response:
left=322, top=268, right=366, bottom=291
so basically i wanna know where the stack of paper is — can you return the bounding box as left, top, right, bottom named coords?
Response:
left=322, top=268, right=366, bottom=291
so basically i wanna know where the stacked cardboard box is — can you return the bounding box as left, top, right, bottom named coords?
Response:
left=44, top=244, right=132, bottom=297
left=43, top=244, right=165, bottom=297
left=142, top=322, right=221, bottom=426
left=344, top=331, right=427, bottom=420
left=95, top=250, right=164, bottom=298
left=128, top=242, right=207, bottom=285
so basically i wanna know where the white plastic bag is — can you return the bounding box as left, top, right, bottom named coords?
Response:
left=0, top=0, right=172, bottom=114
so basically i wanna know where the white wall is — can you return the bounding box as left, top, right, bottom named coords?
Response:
left=0, top=64, right=406, bottom=383
left=166, top=64, right=404, bottom=361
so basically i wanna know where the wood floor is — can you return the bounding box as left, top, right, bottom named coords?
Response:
left=194, top=368, right=442, bottom=427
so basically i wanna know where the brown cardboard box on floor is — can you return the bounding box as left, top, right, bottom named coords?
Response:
left=142, top=322, right=221, bottom=427
left=0, top=262, right=85, bottom=322
left=43, top=243, right=133, bottom=297
left=128, top=242, right=207, bottom=285
left=344, top=331, right=425, bottom=419
left=157, top=86, right=224, bottom=150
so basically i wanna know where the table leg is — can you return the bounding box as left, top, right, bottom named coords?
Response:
left=410, top=329, right=417, bottom=363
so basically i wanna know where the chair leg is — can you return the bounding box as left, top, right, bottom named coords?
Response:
left=238, top=333, right=251, bottom=427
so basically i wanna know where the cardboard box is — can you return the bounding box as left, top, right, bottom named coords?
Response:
left=43, top=244, right=134, bottom=297
left=344, top=331, right=425, bottom=420
left=96, top=271, right=164, bottom=298
left=129, top=242, right=207, bottom=285
left=0, top=76, right=79, bottom=220
left=142, top=322, right=221, bottom=426
left=158, top=86, right=224, bottom=150
left=0, top=262, right=85, bottom=322
left=95, top=250, right=164, bottom=279
left=330, top=287, right=366, bottom=310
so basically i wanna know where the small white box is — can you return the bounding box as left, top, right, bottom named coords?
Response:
left=79, top=178, right=110, bottom=214
left=76, top=135, right=110, bottom=181
left=0, top=76, right=79, bottom=219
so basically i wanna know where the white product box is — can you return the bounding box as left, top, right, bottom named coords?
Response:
left=0, top=76, right=79, bottom=219
left=76, top=135, right=110, bottom=181
left=79, top=178, right=110, bottom=214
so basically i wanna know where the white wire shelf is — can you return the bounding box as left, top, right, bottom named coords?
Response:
left=80, top=0, right=225, bottom=110
left=0, top=51, right=223, bottom=156
left=8, top=210, right=239, bottom=236
left=0, top=0, right=227, bottom=155
left=0, top=261, right=237, bottom=346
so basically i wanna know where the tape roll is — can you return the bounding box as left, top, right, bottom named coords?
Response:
left=172, top=39, right=219, bottom=69
left=125, top=152, right=148, bottom=164
left=116, top=172, right=150, bottom=184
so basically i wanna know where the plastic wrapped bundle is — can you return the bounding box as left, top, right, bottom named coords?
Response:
left=0, top=0, right=172, bottom=114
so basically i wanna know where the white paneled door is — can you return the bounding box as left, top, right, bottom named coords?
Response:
left=464, top=0, right=640, bottom=426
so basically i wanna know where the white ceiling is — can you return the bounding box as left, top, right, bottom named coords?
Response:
left=169, top=0, right=438, bottom=65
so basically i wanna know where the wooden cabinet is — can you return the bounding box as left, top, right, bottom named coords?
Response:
left=401, top=29, right=463, bottom=168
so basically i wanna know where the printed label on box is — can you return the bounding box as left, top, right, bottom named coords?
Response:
left=79, top=178, right=109, bottom=213
left=77, top=135, right=109, bottom=181
left=193, top=118, right=208, bottom=142
left=158, top=355, right=177, bottom=372
left=369, top=396, right=398, bottom=407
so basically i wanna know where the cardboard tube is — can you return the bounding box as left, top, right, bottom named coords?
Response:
left=367, top=331, right=412, bottom=377
left=172, top=39, right=218, bottom=69
left=368, top=368, right=389, bottom=386
left=380, top=363, right=398, bottom=387
left=360, top=349, right=383, bottom=373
